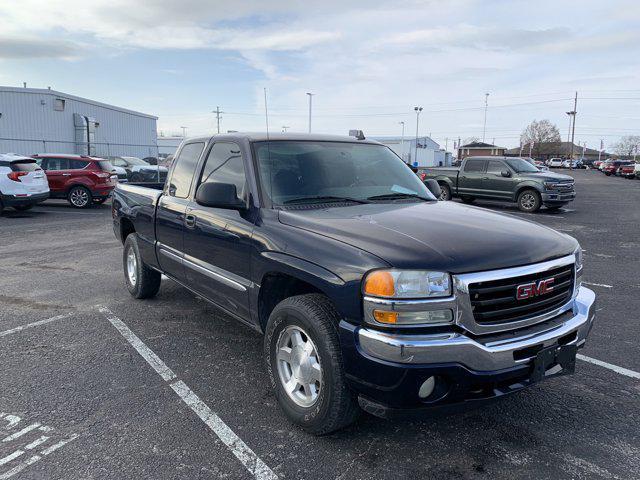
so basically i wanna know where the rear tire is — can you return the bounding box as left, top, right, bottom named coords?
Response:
left=123, top=234, right=161, bottom=299
left=264, top=294, right=359, bottom=435
left=438, top=183, right=452, bottom=201
left=14, top=205, right=33, bottom=211
left=68, top=186, right=93, bottom=208
left=517, top=189, right=541, bottom=213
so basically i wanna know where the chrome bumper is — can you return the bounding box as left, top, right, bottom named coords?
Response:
left=358, top=286, right=595, bottom=371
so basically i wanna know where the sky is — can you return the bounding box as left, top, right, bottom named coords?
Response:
left=0, top=0, right=639, bottom=150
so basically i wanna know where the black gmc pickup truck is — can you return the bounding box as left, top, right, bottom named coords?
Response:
left=422, top=156, right=576, bottom=212
left=112, top=133, right=595, bottom=434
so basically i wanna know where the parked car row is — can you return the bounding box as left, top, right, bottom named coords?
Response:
left=545, top=158, right=585, bottom=169
left=593, top=159, right=639, bottom=178
left=0, top=152, right=166, bottom=213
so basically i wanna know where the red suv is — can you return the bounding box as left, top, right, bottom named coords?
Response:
left=32, top=154, right=117, bottom=208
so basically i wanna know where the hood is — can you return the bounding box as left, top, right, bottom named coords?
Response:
left=518, top=171, right=574, bottom=182
left=278, top=201, right=577, bottom=274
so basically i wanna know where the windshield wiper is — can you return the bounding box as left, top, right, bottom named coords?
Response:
left=282, top=195, right=371, bottom=205
left=366, top=192, right=431, bottom=202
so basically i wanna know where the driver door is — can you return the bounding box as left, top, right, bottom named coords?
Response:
left=482, top=160, right=513, bottom=199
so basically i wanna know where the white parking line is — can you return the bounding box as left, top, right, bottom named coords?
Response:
left=583, top=282, right=613, bottom=288
left=0, top=313, right=74, bottom=338
left=577, top=355, right=640, bottom=380
left=97, top=306, right=278, bottom=480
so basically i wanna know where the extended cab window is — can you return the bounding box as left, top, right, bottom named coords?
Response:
left=464, top=159, right=485, bottom=172
left=170, top=142, right=205, bottom=198
left=200, top=143, right=246, bottom=201
left=69, top=159, right=89, bottom=169
left=486, top=160, right=505, bottom=175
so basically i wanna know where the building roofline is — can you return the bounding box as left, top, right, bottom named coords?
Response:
left=0, top=86, right=158, bottom=120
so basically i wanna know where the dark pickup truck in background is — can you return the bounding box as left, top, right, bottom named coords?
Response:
left=112, top=133, right=595, bottom=434
left=421, top=156, right=576, bottom=212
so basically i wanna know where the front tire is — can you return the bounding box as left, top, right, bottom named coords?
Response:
left=68, top=186, right=92, bottom=208
left=264, top=294, right=359, bottom=435
left=517, top=189, right=541, bottom=212
left=123, top=234, right=161, bottom=299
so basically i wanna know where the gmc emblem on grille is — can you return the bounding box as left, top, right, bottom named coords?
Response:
left=516, top=278, right=555, bottom=300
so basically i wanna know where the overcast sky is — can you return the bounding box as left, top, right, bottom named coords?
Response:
left=1, top=0, right=639, bottom=149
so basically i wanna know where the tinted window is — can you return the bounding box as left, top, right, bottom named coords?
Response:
left=170, top=142, right=205, bottom=198
left=506, top=158, right=539, bottom=173
left=254, top=141, right=434, bottom=205
left=69, top=159, right=89, bottom=169
left=44, top=158, right=70, bottom=171
left=486, top=160, right=505, bottom=175
left=11, top=160, right=40, bottom=172
left=464, top=159, right=485, bottom=172
left=200, top=143, right=246, bottom=201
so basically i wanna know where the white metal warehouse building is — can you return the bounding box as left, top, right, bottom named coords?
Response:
left=0, top=86, right=158, bottom=158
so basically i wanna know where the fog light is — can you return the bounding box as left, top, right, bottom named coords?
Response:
left=418, top=376, right=436, bottom=399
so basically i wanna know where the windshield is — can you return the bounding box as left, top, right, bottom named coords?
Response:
left=254, top=141, right=435, bottom=205
left=506, top=158, right=540, bottom=173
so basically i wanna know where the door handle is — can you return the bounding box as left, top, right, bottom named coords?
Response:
left=185, top=214, right=196, bottom=228
left=62, top=173, right=71, bottom=176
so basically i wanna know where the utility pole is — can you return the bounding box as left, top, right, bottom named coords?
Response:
left=213, top=106, right=223, bottom=134
left=414, top=106, right=423, bottom=166
left=399, top=121, right=405, bottom=162
left=569, top=91, right=578, bottom=163
left=306, top=92, right=314, bottom=133
left=598, top=139, right=603, bottom=162
left=180, top=126, right=188, bottom=138
left=445, top=137, right=448, bottom=152
left=281, top=125, right=290, bottom=133
left=482, top=92, right=489, bottom=142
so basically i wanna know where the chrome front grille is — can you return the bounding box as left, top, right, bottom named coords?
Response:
left=454, top=255, right=577, bottom=335
left=468, top=264, right=574, bottom=325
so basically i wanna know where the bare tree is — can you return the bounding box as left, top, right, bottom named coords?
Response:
left=613, top=135, right=640, bottom=157
left=520, top=120, right=561, bottom=157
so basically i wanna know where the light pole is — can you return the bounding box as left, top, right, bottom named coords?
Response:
left=399, top=121, right=405, bottom=162
left=306, top=92, right=314, bottom=133
left=482, top=93, right=489, bottom=142
left=414, top=107, right=423, bottom=166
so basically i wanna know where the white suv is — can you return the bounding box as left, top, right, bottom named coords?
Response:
left=0, top=154, right=50, bottom=214
left=547, top=158, right=564, bottom=168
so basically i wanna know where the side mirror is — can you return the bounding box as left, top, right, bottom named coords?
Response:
left=501, top=170, right=511, bottom=177
left=424, top=179, right=442, bottom=199
left=195, top=182, right=245, bottom=210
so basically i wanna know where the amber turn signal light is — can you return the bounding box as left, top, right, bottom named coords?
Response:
left=363, top=271, right=395, bottom=297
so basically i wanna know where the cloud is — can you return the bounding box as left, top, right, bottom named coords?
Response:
left=0, top=37, right=81, bottom=59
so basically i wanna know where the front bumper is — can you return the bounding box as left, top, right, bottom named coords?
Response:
left=541, top=190, right=575, bottom=204
left=340, top=286, right=595, bottom=415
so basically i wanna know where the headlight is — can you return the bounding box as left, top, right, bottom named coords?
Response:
left=363, top=270, right=451, bottom=298
left=544, top=181, right=559, bottom=190
left=574, top=245, right=583, bottom=272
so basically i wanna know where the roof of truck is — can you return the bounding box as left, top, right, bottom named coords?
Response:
left=183, top=132, right=383, bottom=144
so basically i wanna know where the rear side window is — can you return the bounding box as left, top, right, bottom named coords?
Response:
left=170, top=142, right=205, bottom=198
left=44, top=158, right=70, bottom=171
left=69, top=159, right=89, bottom=169
left=199, top=143, right=246, bottom=201
left=11, top=160, right=40, bottom=172
left=464, top=159, right=485, bottom=172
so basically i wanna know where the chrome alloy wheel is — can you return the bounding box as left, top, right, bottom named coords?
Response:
left=276, top=326, right=322, bottom=408
left=70, top=188, right=89, bottom=207
left=126, top=249, right=137, bottom=286
left=521, top=193, right=536, bottom=210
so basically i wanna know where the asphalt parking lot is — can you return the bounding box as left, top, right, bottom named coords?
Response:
left=1, top=169, right=639, bottom=479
